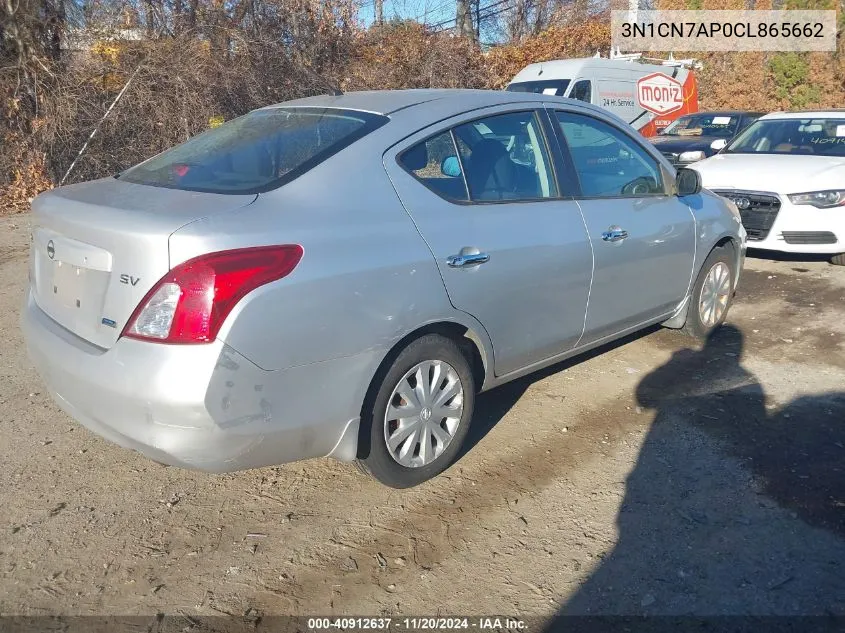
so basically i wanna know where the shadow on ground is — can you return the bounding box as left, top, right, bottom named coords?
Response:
left=541, top=325, right=845, bottom=621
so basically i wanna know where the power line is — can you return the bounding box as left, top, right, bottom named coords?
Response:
left=430, top=0, right=521, bottom=31
left=428, top=0, right=512, bottom=29
left=404, top=0, right=454, bottom=23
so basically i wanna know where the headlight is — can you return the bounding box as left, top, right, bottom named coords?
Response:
left=678, top=150, right=706, bottom=163
left=787, top=190, right=845, bottom=208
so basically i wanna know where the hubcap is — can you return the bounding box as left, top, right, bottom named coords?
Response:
left=699, top=261, right=732, bottom=327
left=383, top=360, right=464, bottom=468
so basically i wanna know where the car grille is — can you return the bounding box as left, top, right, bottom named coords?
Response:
left=712, top=190, right=781, bottom=241
left=781, top=231, right=838, bottom=245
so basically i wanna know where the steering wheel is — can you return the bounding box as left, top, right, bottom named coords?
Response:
left=621, top=177, right=656, bottom=196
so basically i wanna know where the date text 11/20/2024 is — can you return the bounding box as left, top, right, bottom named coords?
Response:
left=307, top=617, right=527, bottom=631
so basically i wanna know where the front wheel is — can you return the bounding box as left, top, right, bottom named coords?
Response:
left=682, top=245, right=735, bottom=340
left=357, top=334, right=475, bottom=488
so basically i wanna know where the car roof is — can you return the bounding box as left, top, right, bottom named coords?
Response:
left=760, top=110, right=845, bottom=120
left=260, top=89, right=547, bottom=116
left=257, top=88, right=629, bottom=133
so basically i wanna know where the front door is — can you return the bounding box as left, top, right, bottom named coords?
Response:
left=551, top=108, right=697, bottom=344
left=384, top=107, right=594, bottom=376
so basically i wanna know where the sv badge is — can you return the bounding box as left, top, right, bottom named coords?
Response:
left=119, top=274, right=141, bottom=286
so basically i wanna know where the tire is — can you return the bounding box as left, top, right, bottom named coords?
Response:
left=357, top=334, right=475, bottom=488
left=831, top=253, right=845, bottom=266
left=681, top=245, right=735, bottom=340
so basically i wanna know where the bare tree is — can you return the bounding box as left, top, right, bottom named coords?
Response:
left=456, top=0, right=476, bottom=41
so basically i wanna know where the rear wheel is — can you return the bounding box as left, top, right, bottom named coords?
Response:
left=682, top=245, right=735, bottom=340
left=357, top=334, right=475, bottom=488
left=831, top=253, right=845, bottom=266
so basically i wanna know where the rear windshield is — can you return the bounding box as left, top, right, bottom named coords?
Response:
left=507, top=80, right=571, bottom=97
left=119, top=107, right=388, bottom=194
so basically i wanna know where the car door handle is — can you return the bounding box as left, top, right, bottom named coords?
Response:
left=447, top=252, right=490, bottom=268
left=601, top=227, right=629, bottom=243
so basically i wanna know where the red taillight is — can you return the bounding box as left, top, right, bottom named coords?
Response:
left=122, top=245, right=303, bottom=344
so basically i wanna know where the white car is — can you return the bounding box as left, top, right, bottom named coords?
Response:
left=691, top=111, right=845, bottom=265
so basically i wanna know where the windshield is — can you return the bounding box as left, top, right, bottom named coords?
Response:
left=724, top=117, right=845, bottom=157
left=119, top=107, right=388, bottom=194
left=507, top=79, right=571, bottom=97
left=660, top=114, right=740, bottom=138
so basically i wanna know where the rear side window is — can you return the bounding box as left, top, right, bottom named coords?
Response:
left=119, top=107, right=388, bottom=194
left=399, top=131, right=469, bottom=201
left=454, top=111, right=556, bottom=201
left=399, top=110, right=558, bottom=203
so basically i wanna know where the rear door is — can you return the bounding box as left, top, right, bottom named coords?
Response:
left=384, top=106, right=593, bottom=377
left=549, top=107, right=696, bottom=345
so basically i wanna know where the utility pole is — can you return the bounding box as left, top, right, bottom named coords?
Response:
left=374, top=0, right=384, bottom=24
left=628, top=0, right=638, bottom=24
left=475, top=0, right=480, bottom=41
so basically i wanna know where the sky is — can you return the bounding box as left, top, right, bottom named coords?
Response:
left=357, top=0, right=459, bottom=30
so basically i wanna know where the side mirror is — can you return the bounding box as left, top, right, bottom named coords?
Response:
left=441, top=155, right=462, bottom=178
left=710, top=138, right=728, bottom=151
left=676, top=167, right=702, bottom=196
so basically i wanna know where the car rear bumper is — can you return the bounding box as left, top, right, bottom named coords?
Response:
left=21, top=289, right=371, bottom=472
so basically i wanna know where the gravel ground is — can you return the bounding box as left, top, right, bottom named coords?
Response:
left=1, top=214, right=843, bottom=624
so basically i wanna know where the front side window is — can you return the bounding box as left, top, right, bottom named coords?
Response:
left=556, top=111, right=664, bottom=198
left=724, top=118, right=845, bottom=157
left=399, top=132, right=468, bottom=201
left=570, top=80, right=592, bottom=103
left=119, top=107, right=388, bottom=194
left=453, top=111, right=557, bottom=201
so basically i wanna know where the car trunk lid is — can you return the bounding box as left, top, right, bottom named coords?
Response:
left=30, top=177, right=256, bottom=349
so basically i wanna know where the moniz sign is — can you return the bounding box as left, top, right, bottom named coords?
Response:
left=637, top=72, right=684, bottom=116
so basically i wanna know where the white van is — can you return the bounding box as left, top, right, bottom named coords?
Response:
left=507, top=55, right=700, bottom=137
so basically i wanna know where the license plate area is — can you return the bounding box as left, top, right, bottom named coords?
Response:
left=51, top=260, right=88, bottom=309
left=31, top=228, right=113, bottom=344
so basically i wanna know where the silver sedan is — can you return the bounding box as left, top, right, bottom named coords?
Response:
left=21, top=89, right=746, bottom=488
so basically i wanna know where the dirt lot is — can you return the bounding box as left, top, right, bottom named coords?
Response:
left=1, top=213, right=844, bottom=624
